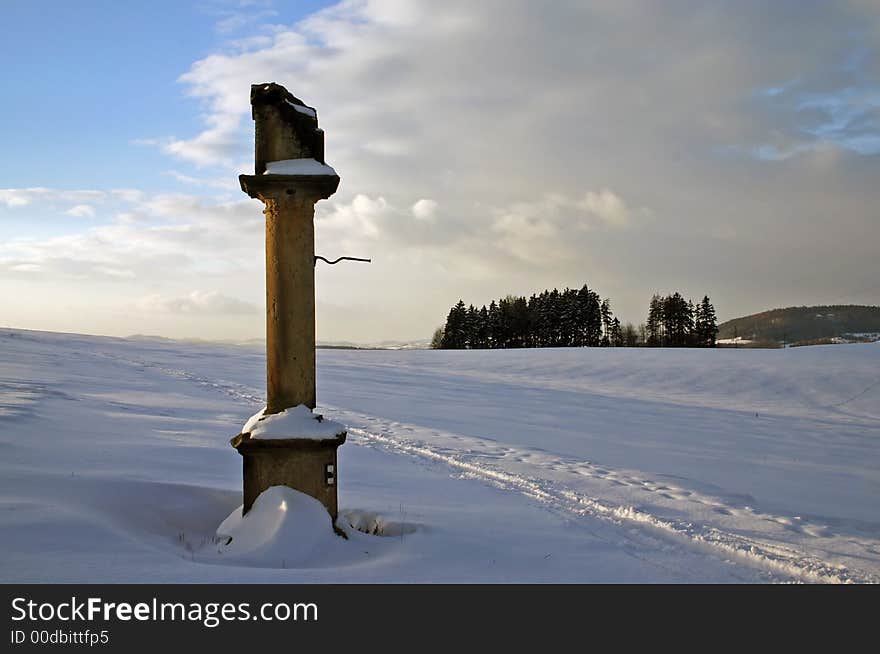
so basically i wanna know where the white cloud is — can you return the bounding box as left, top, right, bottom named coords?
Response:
left=411, top=198, right=438, bottom=221
left=0, top=187, right=263, bottom=282
left=111, top=189, right=145, bottom=203
left=136, top=290, right=258, bottom=315
left=492, top=213, right=561, bottom=264
left=165, top=170, right=238, bottom=190
left=1, top=188, right=106, bottom=210
left=65, top=204, right=95, bottom=218
left=162, top=113, right=247, bottom=167
left=8, top=263, right=41, bottom=273
left=578, top=190, right=632, bottom=228
left=93, top=266, right=135, bottom=278
left=490, top=191, right=634, bottom=264
left=0, top=188, right=48, bottom=207
left=319, top=194, right=385, bottom=239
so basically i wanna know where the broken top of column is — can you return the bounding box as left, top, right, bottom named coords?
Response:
left=240, top=82, right=339, bottom=200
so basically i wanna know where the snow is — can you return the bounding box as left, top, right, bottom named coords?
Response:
left=264, top=159, right=336, bottom=176
left=284, top=99, right=317, bottom=118
left=241, top=404, right=346, bottom=440
left=717, top=337, right=755, bottom=345
left=836, top=333, right=880, bottom=344
left=1, top=328, right=878, bottom=583
left=215, top=486, right=337, bottom=566
left=213, top=486, right=411, bottom=568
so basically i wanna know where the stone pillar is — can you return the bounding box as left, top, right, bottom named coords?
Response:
left=240, top=175, right=339, bottom=415
left=236, top=175, right=340, bottom=512
left=233, top=82, right=344, bottom=521
left=263, top=190, right=318, bottom=412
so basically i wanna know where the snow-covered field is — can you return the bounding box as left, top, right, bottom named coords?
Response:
left=1, top=328, right=878, bottom=583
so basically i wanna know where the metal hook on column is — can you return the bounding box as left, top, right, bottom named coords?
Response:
left=314, top=255, right=372, bottom=266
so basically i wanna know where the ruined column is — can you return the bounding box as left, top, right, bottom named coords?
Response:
left=251, top=180, right=334, bottom=413
left=265, top=191, right=315, bottom=412
left=232, top=83, right=345, bottom=521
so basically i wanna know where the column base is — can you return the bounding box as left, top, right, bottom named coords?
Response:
left=231, top=432, right=346, bottom=520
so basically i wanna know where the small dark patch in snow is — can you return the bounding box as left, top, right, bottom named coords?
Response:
left=340, top=509, right=419, bottom=538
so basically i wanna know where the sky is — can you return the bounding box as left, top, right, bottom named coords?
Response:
left=1, top=0, right=879, bottom=343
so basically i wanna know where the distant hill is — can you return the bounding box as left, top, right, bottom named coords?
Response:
left=717, top=305, right=880, bottom=345
left=317, top=339, right=430, bottom=350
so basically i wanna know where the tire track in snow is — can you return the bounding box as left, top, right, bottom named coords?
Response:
left=92, top=351, right=265, bottom=406
left=339, top=417, right=876, bottom=584
left=95, top=350, right=879, bottom=584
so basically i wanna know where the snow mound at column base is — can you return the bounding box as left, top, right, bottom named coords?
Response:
left=216, top=486, right=338, bottom=567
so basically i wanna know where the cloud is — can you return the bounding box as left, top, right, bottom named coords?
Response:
left=111, top=189, right=145, bottom=203
left=136, top=290, right=259, bottom=315
left=0, top=188, right=47, bottom=207
left=411, top=198, right=437, bottom=221
left=0, top=188, right=106, bottom=209
left=164, top=170, right=239, bottom=190
left=162, top=113, right=248, bottom=167
left=199, top=0, right=279, bottom=35
left=746, top=70, right=880, bottom=158
left=0, top=187, right=263, bottom=282
left=316, top=194, right=386, bottom=256
left=490, top=191, right=635, bottom=264
left=65, top=204, right=96, bottom=218
left=492, top=212, right=561, bottom=264
left=578, top=190, right=632, bottom=228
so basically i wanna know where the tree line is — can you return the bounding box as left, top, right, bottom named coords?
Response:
left=645, top=293, right=718, bottom=347
left=432, top=286, right=718, bottom=349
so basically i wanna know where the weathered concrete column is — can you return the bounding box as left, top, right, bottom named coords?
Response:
left=265, top=191, right=315, bottom=412
left=253, top=185, right=328, bottom=412
left=233, top=82, right=345, bottom=520
left=241, top=176, right=339, bottom=413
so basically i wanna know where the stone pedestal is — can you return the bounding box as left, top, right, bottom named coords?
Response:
left=231, top=431, right=346, bottom=519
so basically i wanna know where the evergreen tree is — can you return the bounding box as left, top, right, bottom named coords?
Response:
left=577, top=285, right=602, bottom=346
left=693, top=300, right=706, bottom=346
left=510, top=295, right=530, bottom=348
left=465, top=304, right=478, bottom=349
left=525, top=294, right=538, bottom=347
left=477, top=305, right=490, bottom=349
left=699, top=295, right=718, bottom=347
left=662, top=292, right=693, bottom=347
left=560, top=288, right=578, bottom=347
left=600, top=299, right=612, bottom=346
left=552, top=290, right=562, bottom=347
left=686, top=299, right=697, bottom=346
left=646, top=294, right=663, bottom=347
left=498, top=296, right=514, bottom=348
left=610, top=317, right=623, bottom=347
left=487, top=300, right=501, bottom=348
left=440, top=300, right=467, bottom=349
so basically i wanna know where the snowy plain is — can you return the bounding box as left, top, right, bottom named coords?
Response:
left=0, top=327, right=878, bottom=583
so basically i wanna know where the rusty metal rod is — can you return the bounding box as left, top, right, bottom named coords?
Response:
left=314, top=255, right=371, bottom=266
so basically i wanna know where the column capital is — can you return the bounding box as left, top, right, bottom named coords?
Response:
left=239, top=173, right=340, bottom=203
